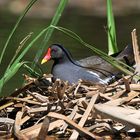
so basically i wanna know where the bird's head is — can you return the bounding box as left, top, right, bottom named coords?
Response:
left=41, top=44, right=68, bottom=64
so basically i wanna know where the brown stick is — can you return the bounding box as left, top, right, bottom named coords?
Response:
left=131, top=29, right=140, bottom=74
left=94, top=104, right=140, bottom=130
left=69, top=93, right=99, bottom=139
left=14, top=111, right=28, bottom=140
left=47, top=112, right=101, bottom=139
left=37, top=116, right=50, bottom=140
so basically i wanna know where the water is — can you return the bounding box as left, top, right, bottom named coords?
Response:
left=0, top=11, right=140, bottom=95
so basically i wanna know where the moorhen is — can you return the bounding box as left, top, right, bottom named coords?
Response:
left=41, top=44, right=134, bottom=84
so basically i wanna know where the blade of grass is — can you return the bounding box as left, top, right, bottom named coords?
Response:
left=0, top=62, right=25, bottom=95
left=32, top=0, right=68, bottom=68
left=23, top=64, right=40, bottom=77
left=107, top=0, right=118, bottom=55
left=0, top=27, right=49, bottom=94
left=3, top=26, right=50, bottom=76
left=12, top=27, right=49, bottom=66
left=6, top=32, right=33, bottom=70
left=50, top=25, right=135, bottom=76
left=0, top=0, right=38, bottom=64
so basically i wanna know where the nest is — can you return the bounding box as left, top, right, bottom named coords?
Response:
left=0, top=73, right=140, bottom=140
left=1, top=29, right=140, bottom=140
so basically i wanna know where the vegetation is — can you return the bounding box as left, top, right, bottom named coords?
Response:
left=0, top=0, right=68, bottom=96
left=107, top=0, right=118, bottom=55
left=0, top=0, right=135, bottom=96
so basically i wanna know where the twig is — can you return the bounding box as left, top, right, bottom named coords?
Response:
left=14, top=111, right=28, bottom=140
left=69, top=93, right=99, bottom=139
left=26, top=90, right=48, bottom=103
left=94, top=104, right=140, bottom=130
left=37, top=116, right=50, bottom=140
left=74, top=82, right=81, bottom=96
left=131, top=29, right=140, bottom=75
left=123, top=76, right=131, bottom=92
left=47, top=112, right=101, bottom=139
left=60, top=105, right=78, bottom=133
left=6, top=97, right=41, bottom=105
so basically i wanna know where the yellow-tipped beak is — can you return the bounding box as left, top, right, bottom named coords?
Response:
left=41, top=48, right=51, bottom=64
left=41, top=59, right=48, bottom=64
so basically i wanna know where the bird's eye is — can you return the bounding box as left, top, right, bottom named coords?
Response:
left=52, top=48, right=57, bottom=53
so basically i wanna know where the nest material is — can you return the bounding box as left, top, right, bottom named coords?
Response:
left=1, top=29, right=140, bottom=140
left=0, top=73, right=140, bottom=140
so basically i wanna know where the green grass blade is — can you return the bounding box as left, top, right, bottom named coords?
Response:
left=0, top=0, right=38, bottom=64
left=3, top=62, right=24, bottom=84
left=107, top=0, right=118, bottom=55
left=6, top=32, right=33, bottom=71
left=23, top=64, right=40, bottom=77
left=0, top=27, right=49, bottom=95
left=32, top=0, right=68, bottom=68
left=49, top=25, right=135, bottom=75
left=12, top=27, right=49, bottom=66
left=0, top=62, right=25, bottom=95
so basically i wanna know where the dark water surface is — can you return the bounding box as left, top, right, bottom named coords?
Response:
left=0, top=11, right=140, bottom=95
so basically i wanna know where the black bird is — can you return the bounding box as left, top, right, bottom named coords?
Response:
left=41, top=44, right=134, bottom=84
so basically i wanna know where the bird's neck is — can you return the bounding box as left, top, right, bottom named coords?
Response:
left=55, top=59, right=70, bottom=65
left=54, top=54, right=74, bottom=64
